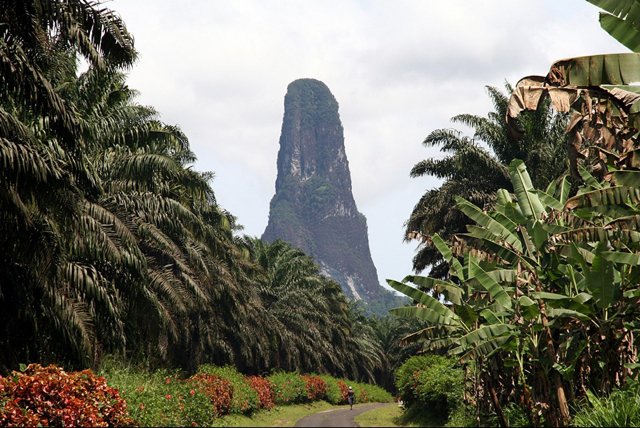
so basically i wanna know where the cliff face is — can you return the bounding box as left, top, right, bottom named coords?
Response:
left=262, top=78, right=384, bottom=301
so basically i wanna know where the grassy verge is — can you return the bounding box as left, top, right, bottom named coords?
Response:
left=355, top=403, right=446, bottom=427
left=213, top=401, right=335, bottom=427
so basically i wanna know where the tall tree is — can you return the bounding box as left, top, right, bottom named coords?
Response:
left=405, top=84, right=568, bottom=277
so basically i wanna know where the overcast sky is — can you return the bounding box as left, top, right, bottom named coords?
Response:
left=107, top=0, right=624, bottom=289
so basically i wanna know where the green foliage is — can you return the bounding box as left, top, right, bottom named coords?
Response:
left=586, top=0, right=640, bottom=52
left=354, top=382, right=394, bottom=403
left=572, top=383, right=640, bottom=427
left=0, top=0, right=387, bottom=383
left=3, top=360, right=393, bottom=426
left=315, top=374, right=393, bottom=405
left=243, top=238, right=386, bottom=383
left=318, top=375, right=345, bottom=404
left=395, top=355, right=464, bottom=421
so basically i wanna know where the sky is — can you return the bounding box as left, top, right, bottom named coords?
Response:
left=107, top=0, right=624, bottom=290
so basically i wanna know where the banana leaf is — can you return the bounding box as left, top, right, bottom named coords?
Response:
left=389, top=306, right=461, bottom=327
left=452, top=324, right=515, bottom=358
left=468, top=260, right=513, bottom=310
left=612, top=170, right=640, bottom=187
left=600, top=250, right=640, bottom=265
left=509, top=159, right=545, bottom=220
left=552, top=53, right=640, bottom=86
left=496, top=188, right=512, bottom=207
left=547, top=308, right=591, bottom=321
left=585, top=245, right=617, bottom=309
left=456, top=196, right=523, bottom=252
left=530, top=291, right=571, bottom=300
left=545, top=175, right=572, bottom=204
left=578, top=164, right=604, bottom=190
left=387, top=279, right=462, bottom=326
left=587, top=0, right=640, bottom=52
left=552, top=227, right=640, bottom=244
left=485, top=269, right=518, bottom=284
left=403, top=275, right=463, bottom=305
left=534, top=190, right=565, bottom=211
left=531, top=220, right=549, bottom=251
left=432, top=233, right=465, bottom=280
left=565, top=186, right=640, bottom=209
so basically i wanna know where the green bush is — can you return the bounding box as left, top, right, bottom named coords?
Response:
left=318, top=375, right=345, bottom=404
left=572, top=384, right=640, bottom=427
left=395, top=354, right=465, bottom=423
left=197, top=365, right=260, bottom=415
left=268, top=372, right=308, bottom=404
left=353, top=382, right=394, bottom=403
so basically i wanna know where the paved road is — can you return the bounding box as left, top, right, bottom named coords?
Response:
left=294, top=402, right=395, bottom=427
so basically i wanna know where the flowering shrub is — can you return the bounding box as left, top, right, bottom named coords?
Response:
left=197, top=365, right=259, bottom=414
left=189, top=373, right=232, bottom=416
left=0, top=364, right=133, bottom=427
left=101, top=367, right=212, bottom=427
left=302, top=375, right=327, bottom=401
left=245, top=376, right=274, bottom=410
left=267, top=372, right=307, bottom=404
left=338, top=380, right=350, bottom=403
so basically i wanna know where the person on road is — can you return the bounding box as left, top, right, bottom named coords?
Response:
left=347, top=386, right=355, bottom=410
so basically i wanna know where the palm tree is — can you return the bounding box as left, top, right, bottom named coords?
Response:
left=243, top=238, right=385, bottom=381
left=66, top=63, right=278, bottom=372
left=405, top=83, right=568, bottom=277
left=0, top=0, right=135, bottom=371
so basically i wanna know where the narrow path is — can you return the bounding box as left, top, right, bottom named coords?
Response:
left=294, top=402, right=394, bottom=427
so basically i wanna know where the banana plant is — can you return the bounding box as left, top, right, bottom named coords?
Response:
left=390, top=160, right=640, bottom=426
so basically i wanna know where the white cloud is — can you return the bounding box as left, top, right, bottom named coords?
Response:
left=109, top=0, right=625, bottom=285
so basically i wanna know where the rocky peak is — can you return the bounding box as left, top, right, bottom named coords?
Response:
left=263, top=78, right=384, bottom=302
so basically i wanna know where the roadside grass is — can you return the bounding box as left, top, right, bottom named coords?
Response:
left=355, top=403, right=446, bottom=427
left=213, top=400, right=335, bottom=427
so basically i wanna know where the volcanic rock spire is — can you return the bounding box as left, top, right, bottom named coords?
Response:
left=262, top=78, right=383, bottom=301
